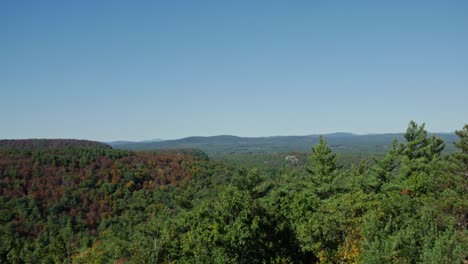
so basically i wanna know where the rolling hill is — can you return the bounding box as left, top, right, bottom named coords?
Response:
left=108, top=132, right=458, bottom=155
left=0, top=139, right=111, bottom=150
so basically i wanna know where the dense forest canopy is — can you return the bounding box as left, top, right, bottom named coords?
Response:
left=0, top=139, right=111, bottom=151
left=0, top=122, right=466, bottom=263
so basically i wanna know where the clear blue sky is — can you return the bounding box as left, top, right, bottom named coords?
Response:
left=2, top=0, right=467, bottom=141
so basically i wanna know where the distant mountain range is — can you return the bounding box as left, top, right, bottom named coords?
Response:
left=0, top=134, right=459, bottom=156
left=108, top=133, right=459, bottom=155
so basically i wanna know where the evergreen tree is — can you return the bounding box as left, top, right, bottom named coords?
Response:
left=454, top=124, right=468, bottom=178
left=400, top=121, right=445, bottom=163
left=307, top=136, right=339, bottom=177
left=370, top=139, right=400, bottom=192
left=306, top=136, right=342, bottom=198
left=399, top=121, right=446, bottom=195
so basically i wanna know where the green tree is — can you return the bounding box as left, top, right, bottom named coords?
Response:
left=306, top=136, right=342, bottom=199
left=179, top=186, right=276, bottom=263
left=399, top=121, right=446, bottom=195
left=370, top=139, right=400, bottom=192
left=307, top=136, right=340, bottom=177
left=454, top=124, right=468, bottom=178
left=400, top=121, right=444, bottom=164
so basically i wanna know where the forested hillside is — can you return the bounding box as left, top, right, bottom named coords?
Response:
left=0, top=139, right=111, bottom=151
left=110, top=132, right=458, bottom=155
left=1, top=122, right=467, bottom=263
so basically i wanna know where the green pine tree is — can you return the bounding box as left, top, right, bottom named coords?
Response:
left=400, top=121, right=445, bottom=163
left=454, top=124, right=468, bottom=178
left=305, top=136, right=343, bottom=200
left=398, top=121, right=445, bottom=195
left=307, top=136, right=340, bottom=182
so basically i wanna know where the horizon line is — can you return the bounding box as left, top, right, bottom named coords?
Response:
left=0, top=130, right=458, bottom=143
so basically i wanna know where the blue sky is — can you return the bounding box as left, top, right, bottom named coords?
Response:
left=1, top=0, right=467, bottom=141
